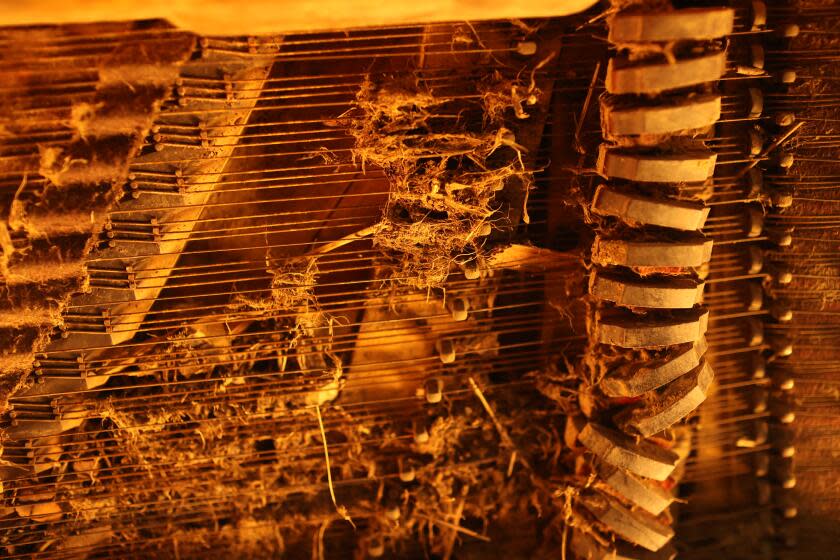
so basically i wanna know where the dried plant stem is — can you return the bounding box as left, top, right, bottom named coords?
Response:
left=734, top=121, right=804, bottom=179
left=314, top=404, right=355, bottom=529
left=442, top=486, right=469, bottom=560
left=574, top=61, right=600, bottom=155
left=561, top=521, right=569, bottom=560
left=414, top=512, right=491, bottom=543
left=313, top=518, right=333, bottom=560
left=309, top=224, right=383, bottom=255
left=468, top=376, right=531, bottom=472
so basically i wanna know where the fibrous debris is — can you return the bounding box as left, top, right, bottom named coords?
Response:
left=350, top=76, right=535, bottom=289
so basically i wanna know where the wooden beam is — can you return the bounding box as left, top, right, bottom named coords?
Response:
left=4, top=0, right=599, bottom=34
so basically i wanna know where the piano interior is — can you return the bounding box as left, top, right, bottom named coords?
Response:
left=1, top=1, right=839, bottom=558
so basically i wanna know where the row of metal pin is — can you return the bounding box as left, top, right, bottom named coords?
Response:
left=698, top=1, right=801, bottom=550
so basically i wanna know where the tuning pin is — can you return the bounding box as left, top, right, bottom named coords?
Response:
left=398, top=458, right=416, bottom=482
left=424, top=378, right=443, bottom=404
left=746, top=245, right=764, bottom=274
left=516, top=41, right=537, bottom=56
left=754, top=452, right=770, bottom=477
left=413, top=419, right=429, bottom=444
left=461, top=260, right=481, bottom=280
left=750, top=43, right=765, bottom=69
left=747, top=167, right=764, bottom=198
left=748, top=88, right=764, bottom=118
left=776, top=153, right=795, bottom=169
left=385, top=504, right=401, bottom=521
left=751, top=387, right=769, bottom=414
left=754, top=420, right=769, bottom=445
left=769, top=188, right=794, bottom=209
left=747, top=207, right=764, bottom=237
left=770, top=335, right=794, bottom=358
left=737, top=420, right=768, bottom=448
left=771, top=368, right=795, bottom=391
left=751, top=1, right=767, bottom=29
left=780, top=443, right=796, bottom=460
left=367, top=536, right=385, bottom=558
left=752, top=353, right=767, bottom=379
left=779, top=70, right=797, bottom=85
left=778, top=24, right=800, bottom=38
left=767, top=227, right=792, bottom=247
left=756, top=478, right=771, bottom=505
left=745, top=318, right=765, bottom=347
left=770, top=301, right=793, bottom=323
left=448, top=297, right=469, bottom=321
left=770, top=455, right=796, bottom=489
left=436, top=339, right=455, bottom=364
left=770, top=396, right=796, bottom=424
left=774, top=488, right=798, bottom=519
left=774, top=112, right=795, bottom=127
left=747, top=282, right=764, bottom=311
left=748, top=129, right=765, bottom=156
left=769, top=423, right=796, bottom=457
left=771, top=263, right=793, bottom=285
